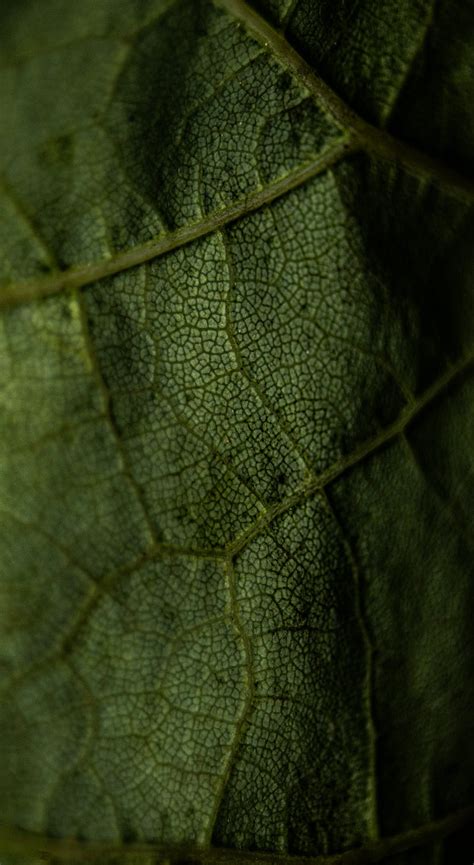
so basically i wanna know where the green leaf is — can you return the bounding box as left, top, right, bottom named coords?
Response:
left=0, top=1, right=473, bottom=864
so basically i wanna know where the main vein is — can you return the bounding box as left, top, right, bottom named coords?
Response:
left=217, top=0, right=474, bottom=200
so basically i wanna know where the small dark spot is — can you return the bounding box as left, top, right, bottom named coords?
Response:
left=60, top=303, right=72, bottom=322
left=278, top=72, right=292, bottom=93
left=298, top=774, right=310, bottom=793
left=202, top=189, right=213, bottom=213
left=37, top=261, right=53, bottom=274
left=299, top=602, right=310, bottom=621
left=110, top=224, right=126, bottom=251
left=122, top=825, right=138, bottom=844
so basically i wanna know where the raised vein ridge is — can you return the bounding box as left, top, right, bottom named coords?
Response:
left=228, top=351, right=474, bottom=557
left=0, top=141, right=352, bottom=309
left=217, top=0, right=474, bottom=200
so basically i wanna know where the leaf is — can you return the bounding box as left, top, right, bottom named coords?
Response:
left=0, top=1, right=473, bottom=864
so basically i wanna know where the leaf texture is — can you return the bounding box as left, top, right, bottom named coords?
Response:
left=0, top=1, right=473, bottom=864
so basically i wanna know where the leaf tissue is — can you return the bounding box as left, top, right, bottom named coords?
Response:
left=0, top=1, right=473, bottom=863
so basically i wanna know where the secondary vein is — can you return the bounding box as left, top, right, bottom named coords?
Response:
left=217, top=0, right=474, bottom=201
left=228, top=351, right=474, bottom=556
left=0, top=139, right=353, bottom=309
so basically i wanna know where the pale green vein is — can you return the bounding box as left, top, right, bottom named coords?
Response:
left=75, top=287, right=159, bottom=547
left=159, top=386, right=269, bottom=511
left=217, top=0, right=474, bottom=201
left=42, top=657, right=100, bottom=828
left=381, top=0, right=437, bottom=127
left=0, top=506, right=98, bottom=584
left=321, top=490, right=380, bottom=842
left=204, top=556, right=256, bottom=845
left=281, top=0, right=299, bottom=29
left=0, top=542, right=227, bottom=699
left=0, top=139, right=353, bottom=308
left=228, top=351, right=474, bottom=556
left=220, top=226, right=314, bottom=475
left=0, top=175, right=59, bottom=269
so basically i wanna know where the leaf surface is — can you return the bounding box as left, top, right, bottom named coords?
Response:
left=0, top=1, right=473, bottom=864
